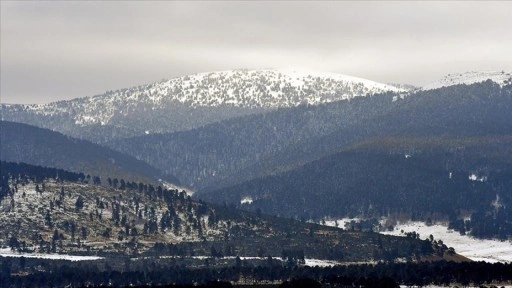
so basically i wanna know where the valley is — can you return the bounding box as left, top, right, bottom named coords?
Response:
left=3, top=1, right=512, bottom=285
left=2, top=69, right=512, bottom=287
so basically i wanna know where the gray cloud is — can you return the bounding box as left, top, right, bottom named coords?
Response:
left=2, top=1, right=511, bottom=104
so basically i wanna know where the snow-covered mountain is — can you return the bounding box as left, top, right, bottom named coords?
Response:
left=1, top=68, right=405, bottom=142
left=5, top=68, right=404, bottom=124
left=422, top=71, right=512, bottom=91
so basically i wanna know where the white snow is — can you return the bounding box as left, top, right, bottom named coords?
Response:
left=422, top=71, right=512, bottom=91
left=381, top=221, right=512, bottom=263
left=0, top=248, right=103, bottom=261
left=240, top=197, right=253, bottom=205
left=323, top=218, right=361, bottom=229
left=468, top=173, right=487, bottom=182
left=304, top=258, right=343, bottom=267
left=159, top=180, right=194, bottom=196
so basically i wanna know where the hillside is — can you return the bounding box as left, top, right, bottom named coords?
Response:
left=1, top=68, right=405, bottom=143
left=0, top=162, right=441, bottom=263
left=110, top=80, right=512, bottom=192
left=203, top=135, right=512, bottom=239
left=193, top=81, right=512, bottom=239
left=109, top=92, right=399, bottom=189
left=0, top=121, right=179, bottom=186
left=208, top=80, right=512, bottom=191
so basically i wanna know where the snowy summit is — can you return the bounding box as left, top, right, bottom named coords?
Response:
left=3, top=68, right=405, bottom=127
left=422, top=71, right=512, bottom=91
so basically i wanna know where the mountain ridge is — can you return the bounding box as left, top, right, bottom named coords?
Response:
left=422, top=71, right=512, bottom=90
left=0, top=121, right=180, bottom=186
left=1, top=68, right=406, bottom=143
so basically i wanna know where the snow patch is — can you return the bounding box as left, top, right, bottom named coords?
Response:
left=323, top=218, right=361, bottom=229
left=469, top=174, right=487, bottom=182
left=304, top=258, right=342, bottom=267
left=0, top=248, right=103, bottom=261
left=241, top=197, right=253, bottom=205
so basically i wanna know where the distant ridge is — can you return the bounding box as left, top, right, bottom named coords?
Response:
left=1, top=68, right=407, bottom=143
left=422, top=71, right=512, bottom=90
left=0, top=121, right=180, bottom=185
left=3, top=68, right=405, bottom=125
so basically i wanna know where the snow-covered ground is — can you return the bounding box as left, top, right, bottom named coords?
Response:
left=323, top=218, right=512, bottom=263
left=304, top=258, right=344, bottom=267
left=422, top=71, right=512, bottom=90
left=323, top=218, right=361, bottom=229
left=0, top=248, right=103, bottom=261
left=381, top=221, right=512, bottom=263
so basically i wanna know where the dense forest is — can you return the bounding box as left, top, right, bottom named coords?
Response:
left=205, top=146, right=512, bottom=239
left=193, top=82, right=512, bottom=239
left=2, top=256, right=512, bottom=287
left=110, top=92, right=399, bottom=190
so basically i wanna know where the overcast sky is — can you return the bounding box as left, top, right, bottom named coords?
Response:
left=2, top=1, right=512, bottom=104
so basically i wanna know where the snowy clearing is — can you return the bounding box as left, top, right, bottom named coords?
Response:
left=0, top=248, right=103, bottom=261
left=381, top=221, right=512, bottom=263
left=322, top=218, right=512, bottom=263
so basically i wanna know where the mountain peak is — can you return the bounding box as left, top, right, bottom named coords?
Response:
left=3, top=68, right=405, bottom=127
left=422, top=71, right=512, bottom=90
left=152, top=68, right=405, bottom=107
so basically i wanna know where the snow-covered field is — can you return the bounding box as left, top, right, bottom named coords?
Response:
left=323, top=218, right=512, bottom=263
left=381, top=221, right=512, bottom=263
left=0, top=248, right=103, bottom=261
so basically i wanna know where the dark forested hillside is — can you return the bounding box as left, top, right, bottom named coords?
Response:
left=202, top=135, right=512, bottom=239
left=221, top=81, right=512, bottom=192
left=108, top=92, right=399, bottom=189
left=192, top=82, right=512, bottom=239
left=0, top=121, right=179, bottom=185
left=109, top=82, right=512, bottom=195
